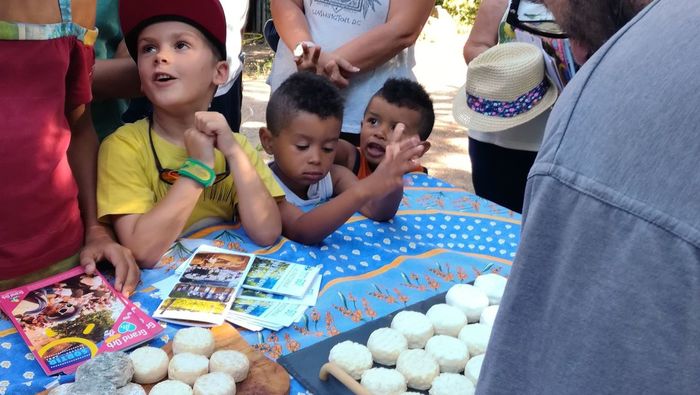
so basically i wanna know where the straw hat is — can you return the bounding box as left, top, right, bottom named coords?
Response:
left=452, top=42, right=558, bottom=132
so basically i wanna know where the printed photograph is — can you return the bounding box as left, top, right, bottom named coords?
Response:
left=243, top=257, right=290, bottom=289
left=157, top=297, right=226, bottom=315
left=180, top=252, right=251, bottom=287
left=168, top=283, right=234, bottom=303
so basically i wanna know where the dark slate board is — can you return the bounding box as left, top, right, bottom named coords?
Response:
left=278, top=291, right=449, bottom=395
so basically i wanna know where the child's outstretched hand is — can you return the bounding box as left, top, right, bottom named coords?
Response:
left=367, top=123, right=425, bottom=194
left=193, top=111, right=238, bottom=158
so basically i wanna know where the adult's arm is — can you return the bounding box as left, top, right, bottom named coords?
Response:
left=92, top=40, right=142, bottom=100
left=463, top=0, right=508, bottom=63
left=270, top=0, right=312, bottom=52
left=67, top=105, right=140, bottom=295
left=330, top=0, right=433, bottom=72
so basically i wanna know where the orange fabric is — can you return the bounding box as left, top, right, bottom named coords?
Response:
left=355, top=148, right=426, bottom=180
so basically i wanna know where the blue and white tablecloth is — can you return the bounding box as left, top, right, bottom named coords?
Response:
left=0, top=173, right=520, bottom=394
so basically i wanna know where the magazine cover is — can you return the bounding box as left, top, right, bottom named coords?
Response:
left=0, top=267, right=162, bottom=376
left=243, top=256, right=321, bottom=298
left=153, top=245, right=255, bottom=326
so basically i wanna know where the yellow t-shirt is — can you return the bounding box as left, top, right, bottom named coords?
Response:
left=97, top=118, right=284, bottom=232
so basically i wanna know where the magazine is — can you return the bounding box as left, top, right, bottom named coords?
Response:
left=152, top=245, right=255, bottom=326
left=242, top=256, right=321, bottom=298
left=0, top=267, right=162, bottom=376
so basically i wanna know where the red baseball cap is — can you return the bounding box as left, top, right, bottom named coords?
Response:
left=120, top=0, right=227, bottom=60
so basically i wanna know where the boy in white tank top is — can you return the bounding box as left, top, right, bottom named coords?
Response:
left=260, top=72, right=425, bottom=244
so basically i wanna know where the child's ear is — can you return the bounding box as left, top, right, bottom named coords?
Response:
left=259, top=127, right=275, bottom=155
left=419, top=141, right=431, bottom=157
left=213, top=60, right=229, bottom=86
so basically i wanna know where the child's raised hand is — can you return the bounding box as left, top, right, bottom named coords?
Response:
left=193, top=111, right=238, bottom=157
left=366, top=123, right=425, bottom=193
left=184, top=127, right=216, bottom=168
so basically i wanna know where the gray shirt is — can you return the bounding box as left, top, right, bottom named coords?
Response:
left=477, top=1, right=700, bottom=393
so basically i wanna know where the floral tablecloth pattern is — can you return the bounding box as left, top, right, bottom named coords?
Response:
left=0, top=173, right=520, bottom=394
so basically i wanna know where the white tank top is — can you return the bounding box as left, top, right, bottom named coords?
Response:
left=270, top=165, right=334, bottom=208
left=268, top=0, right=416, bottom=134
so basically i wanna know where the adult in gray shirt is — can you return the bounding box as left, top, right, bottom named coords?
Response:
left=477, top=0, right=699, bottom=393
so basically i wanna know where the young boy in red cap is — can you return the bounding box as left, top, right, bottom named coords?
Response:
left=97, top=0, right=284, bottom=266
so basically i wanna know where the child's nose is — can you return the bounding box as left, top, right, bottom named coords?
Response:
left=308, top=148, right=321, bottom=164
left=155, top=49, right=171, bottom=63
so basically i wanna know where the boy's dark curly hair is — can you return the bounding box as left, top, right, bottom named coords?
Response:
left=266, top=72, right=344, bottom=136
left=372, top=78, right=435, bottom=141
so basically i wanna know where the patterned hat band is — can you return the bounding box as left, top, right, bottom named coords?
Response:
left=466, top=79, right=549, bottom=118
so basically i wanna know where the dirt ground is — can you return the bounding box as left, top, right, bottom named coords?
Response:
left=239, top=12, right=473, bottom=192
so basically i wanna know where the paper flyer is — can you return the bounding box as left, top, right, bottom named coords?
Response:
left=153, top=245, right=255, bottom=326
left=242, top=257, right=321, bottom=298
left=238, top=274, right=321, bottom=306
left=0, top=267, right=162, bottom=376
left=226, top=298, right=308, bottom=331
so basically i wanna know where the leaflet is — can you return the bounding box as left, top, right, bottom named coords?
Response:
left=238, top=274, right=321, bottom=306
left=153, top=245, right=255, bottom=327
left=242, top=256, right=321, bottom=298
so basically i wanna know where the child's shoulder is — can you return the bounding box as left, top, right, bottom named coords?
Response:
left=101, top=118, right=150, bottom=150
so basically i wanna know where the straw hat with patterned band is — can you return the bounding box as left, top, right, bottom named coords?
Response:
left=452, top=42, right=558, bottom=132
left=120, top=0, right=227, bottom=61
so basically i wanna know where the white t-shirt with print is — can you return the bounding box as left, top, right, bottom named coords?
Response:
left=268, top=0, right=416, bottom=134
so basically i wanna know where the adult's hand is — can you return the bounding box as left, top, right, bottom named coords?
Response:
left=81, top=225, right=140, bottom=297
left=317, top=51, right=360, bottom=89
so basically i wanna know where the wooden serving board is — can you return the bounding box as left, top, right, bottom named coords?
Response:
left=39, top=323, right=290, bottom=395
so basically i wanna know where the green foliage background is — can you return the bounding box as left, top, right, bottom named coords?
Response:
left=435, top=0, right=482, bottom=25
left=52, top=310, right=114, bottom=344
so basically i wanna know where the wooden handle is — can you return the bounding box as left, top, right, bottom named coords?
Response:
left=319, top=362, right=371, bottom=395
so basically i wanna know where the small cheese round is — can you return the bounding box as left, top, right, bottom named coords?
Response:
left=129, top=346, right=169, bottom=384
left=465, top=354, right=484, bottom=385
left=429, top=373, right=475, bottom=395
left=360, top=368, right=407, bottom=395
left=400, top=393, right=422, bottom=395
left=445, top=284, right=490, bottom=323
left=173, top=327, right=216, bottom=357
left=193, top=372, right=236, bottom=395
left=149, top=380, right=193, bottom=395
left=458, top=324, right=492, bottom=357
left=367, top=327, right=408, bottom=366
left=168, top=352, right=209, bottom=386
left=75, top=351, right=134, bottom=388
left=395, top=349, right=440, bottom=391
left=426, top=304, right=467, bottom=337
left=329, top=340, right=373, bottom=380
left=479, top=305, right=500, bottom=327
left=116, top=383, right=147, bottom=395
left=71, top=381, right=117, bottom=395
left=390, top=311, right=434, bottom=349
left=209, top=350, right=250, bottom=382
left=48, top=383, right=73, bottom=395
left=425, top=335, right=470, bottom=373
left=474, top=273, right=507, bottom=305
